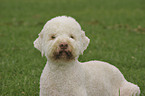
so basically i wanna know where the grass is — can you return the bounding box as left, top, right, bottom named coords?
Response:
left=0, top=0, right=145, bottom=95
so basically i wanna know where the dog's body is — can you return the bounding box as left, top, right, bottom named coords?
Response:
left=34, top=16, right=140, bottom=96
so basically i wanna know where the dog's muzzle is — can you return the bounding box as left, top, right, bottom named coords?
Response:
left=53, top=42, right=74, bottom=60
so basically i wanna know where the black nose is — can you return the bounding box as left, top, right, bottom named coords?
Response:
left=59, top=43, right=68, bottom=49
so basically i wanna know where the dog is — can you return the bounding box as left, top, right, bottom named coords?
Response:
left=34, top=16, right=140, bottom=96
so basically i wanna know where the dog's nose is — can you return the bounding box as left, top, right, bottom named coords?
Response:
left=59, top=42, right=68, bottom=49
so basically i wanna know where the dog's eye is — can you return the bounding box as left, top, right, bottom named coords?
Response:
left=70, top=35, right=74, bottom=39
left=51, top=35, right=55, bottom=39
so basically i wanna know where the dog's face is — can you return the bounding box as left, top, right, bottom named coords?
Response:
left=34, top=16, right=90, bottom=62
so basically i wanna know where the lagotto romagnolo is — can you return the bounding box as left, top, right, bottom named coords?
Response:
left=34, top=16, right=140, bottom=96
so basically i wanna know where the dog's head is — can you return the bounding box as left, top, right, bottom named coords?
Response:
left=34, top=16, right=90, bottom=61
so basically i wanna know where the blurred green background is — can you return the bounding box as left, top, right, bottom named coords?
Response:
left=0, top=0, right=145, bottom=95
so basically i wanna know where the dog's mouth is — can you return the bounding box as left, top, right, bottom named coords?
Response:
left=53, top=49, right=74, bottom=60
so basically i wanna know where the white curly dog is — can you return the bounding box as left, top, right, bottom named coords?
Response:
left=34, top=16, right=140, bottom=96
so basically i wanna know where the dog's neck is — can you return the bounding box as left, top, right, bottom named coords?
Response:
left=46, top=58, right=80, bottom=70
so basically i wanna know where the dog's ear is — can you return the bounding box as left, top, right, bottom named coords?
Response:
left=81, top=30, right=90, bottom=54
left=33, top=33, right=44, bottom=56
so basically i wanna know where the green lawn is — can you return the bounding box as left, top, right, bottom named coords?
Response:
left=0, top=0, right=145, bottom=95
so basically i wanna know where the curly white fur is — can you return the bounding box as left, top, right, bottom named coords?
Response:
left=34, top=16, right=140, bottom=96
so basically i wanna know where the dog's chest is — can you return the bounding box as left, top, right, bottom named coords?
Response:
left=40, top=63, right=86, bottom=95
